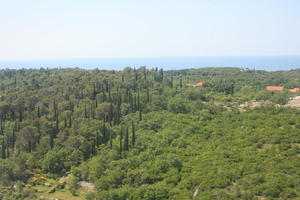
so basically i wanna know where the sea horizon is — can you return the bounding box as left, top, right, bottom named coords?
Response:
left=0, top=56, right=300, bottom=71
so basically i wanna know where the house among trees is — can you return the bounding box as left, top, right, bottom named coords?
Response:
left=193, top=82, right=204, bottom=87
left=266, top=86, right=284, bottom=91
left=187, top=82, right=205, bottom=88
left=289, top=88, right=300, bottom=93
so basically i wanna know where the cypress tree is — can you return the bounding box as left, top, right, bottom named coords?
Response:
left=119, top=127, right=123, bottom=155
left=139, top=110, right=142, bottom=121
left=180, top=78, right=183, bottom=88
left=131, top=121, right=135, bottom=146
left=90, top=103, right=95, bottom=119
left=124, top=126, right=129, bottom=151
left=19, top=108, right=23, bottom=122
left=56, top=114, right=59, bottom=134
left=12, top=127, right=16, bottom=149
left=106, top=81, right=109, bottom=93
left=70, top=101, right=74, bottom=112
left=108, top=87, right=112, bottom=102
left=102, top=90, right=107, bottom=102
left=92, top=139, right=96, bottom=156
left=146, top=88, right=150, bottom=103
left=137, top=92, right=140, bottom=111
left=134, top=95, right=137, bottom=112
left=134, top=68, right=138, bottom=82
left=109, top=103, right=114, bottom=124
left=53, top=99, right=57, bottom=118
left=1, top=139, right=6, bottom=159
left=0, top=123, right=5, bottom=136
left=96, top=131, right=100, bottom=146
left=0, top=120, right=3, bottom=135
left=28, top=137, right=32, bottom=153
left=114, top=108, right=119, bottom=126
left=103, top=123, right=107, bottom=143
left=84, top=105, right=88, bottom=118
left=158, top=68, right=164, bottom=82
left=129, top=91, right=133, bottom=112
left=93, top=83, right=97, bottom=100
left=37, top=105, right=41, bottom=118
left=50, top=131, right=54, bottom=148
left=109, top=129, right=113, bottom=150
left=6, top=141, right=9, bottom=158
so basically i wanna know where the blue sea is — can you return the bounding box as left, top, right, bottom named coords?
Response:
left=0, top=56, right=300, bottom=71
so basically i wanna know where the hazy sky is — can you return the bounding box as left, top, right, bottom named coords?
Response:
left=1, top=0, right=300, bottom=60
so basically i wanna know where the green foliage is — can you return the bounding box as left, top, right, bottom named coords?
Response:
left=42, top=147, right=83, bottom=175
left=68, top=175, right=80, bottom=196
left=0, top=67, right=300, bottom=199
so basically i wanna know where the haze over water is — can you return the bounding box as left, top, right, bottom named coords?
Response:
left=0, top=56, right=300, bottom=71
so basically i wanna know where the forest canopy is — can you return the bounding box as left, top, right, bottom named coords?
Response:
left=0, top=67, right=300, bottom=200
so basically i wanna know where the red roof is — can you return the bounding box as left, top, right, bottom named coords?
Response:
left=289, top=88, right=300, bottom=93
left=193, top=82, right=204, bottom=87
left=266, top=86, right=284, bottom=91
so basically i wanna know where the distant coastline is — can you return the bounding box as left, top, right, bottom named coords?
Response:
left=0, top=56, right=300, bottom=71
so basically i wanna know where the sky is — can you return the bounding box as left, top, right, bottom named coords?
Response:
left=0, top=0, right=300, bottom=60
